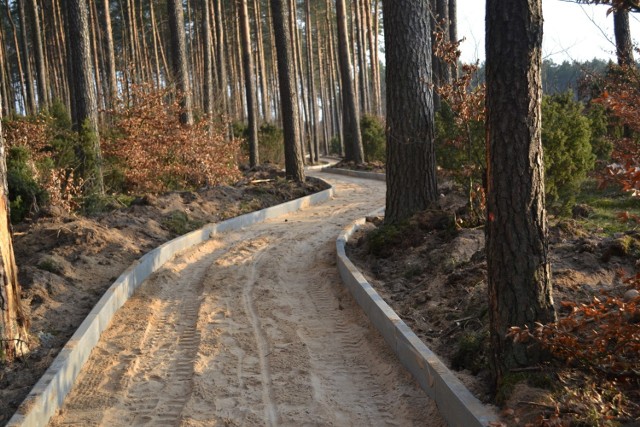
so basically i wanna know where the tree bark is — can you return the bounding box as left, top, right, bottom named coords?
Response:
left=270, top=0, right=305, bottom=182
left=614, top=9, right=634, bottom=67
left=0, top=93, right=29, bottom=362
left=239, top=0, right=259, bottom=167
left=5, top=2, right=28, bottom=113
left=214, top=0, right=229, bottom=121
left=66, top=0, right=104, bottom=195
left=29, top=0, right=49, bottom=108
left=305, top=0, right=319, bottom=162
left=18, top=0, right=36, bottom=113
left=167, top=0, right=194, bottom=125
left=486, top=0, right=556, bottom=387
left=335, top=0, right=363, bottom=163
left=383, top=0, right=438, bottom=225
left=202, top=0, right=214, bottom=117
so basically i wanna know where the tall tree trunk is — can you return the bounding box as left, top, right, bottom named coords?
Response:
left=270, top=0, right=305, bottom=182
left=365, top=0, right=380, bottom=116
left=383, top=0, right=437, bottom=225
left=306, top=0, right=319, bottom=162
left=167, top=0, right=194, bottom=125
left=66, top=0, right=104, bottom=195
left=327, top=0, right=342, bottom=149
left=335, top=0, right=363, bottom=163
left=614, top=9, right=634, bottom=67
left=88, top=0, right=104, bottom=114
left=149, top=0, right=162, bottom=88
left=0, top=93, right=29, bottom=362
left=355, top=0, right=369, bottom=113
left=239, top=0, right=259, bottom=167
left=253, top=0, right=270, bottom=122
left=214, top=0, right=229, bottom=120
left=18, top=0, right=36, bottom=113
left=29, top=0, right=48, bottom=108
left=5, top=2, right=28, bottom=113
left=101, top=0, right=118, bottom=105
left=202, top=0, right=214, bottom=117
left=289, top=0, right=308, bottom=161
left=486, top=0, right=556, bottom=387
left=372, top=0, right=382, bottom=115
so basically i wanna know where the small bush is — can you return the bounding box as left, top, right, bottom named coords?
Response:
left=360, top=114, right=386, bottom=162
left=257, top=123, right=284, bottom=165
left=329, top=136, right=342, bottom=156
left=585, top=103, right=613, bottom=161
left=542, top=92, right=596, bottom=212
left=6, top=146, right=48, bottom=223
left=3, top=105, right=85, bottom=220
left=104, top=84, right=241, bottom=193
left=162, top=210, right=204, bottom=235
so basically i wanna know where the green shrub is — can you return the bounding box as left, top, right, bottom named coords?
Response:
left=258, top=123, right=284, bottom=165
left=542, top=92, right=596, bottom=212
left=360, top=114, right=386, bottom=162
left=585, top=103, right=613, bottom=161
left=7, top=146, right=49, bottom=223
left=329, top=136, right=342, bottom=156
left=435, top=103, right=485, bottom=184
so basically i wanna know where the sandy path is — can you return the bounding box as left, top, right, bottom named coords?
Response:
left=49, top=173, right=445, bottom=427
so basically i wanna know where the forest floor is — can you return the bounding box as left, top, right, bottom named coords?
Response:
left=0, top=165, right=329, bottom=425
left=346, top=179, right=640, bottom=426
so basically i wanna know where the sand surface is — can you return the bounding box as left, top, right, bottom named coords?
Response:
left=48, top=173, right=445, bottom=426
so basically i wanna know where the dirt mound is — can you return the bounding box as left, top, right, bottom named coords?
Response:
left=347, top=191, right=640, bottom=425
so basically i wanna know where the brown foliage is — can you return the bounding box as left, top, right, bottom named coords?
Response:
left=104, top=84, right=241, bottom=193
left=592, top=66, right=640, bottom=196
left=508, top=275, right=640, bottom=423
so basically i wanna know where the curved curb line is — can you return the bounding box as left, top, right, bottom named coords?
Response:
left=322, top=167, right=385, bottom=181
left=337, top=218, right=500, bottom=427
left=8, top=181, right=335, bottom=427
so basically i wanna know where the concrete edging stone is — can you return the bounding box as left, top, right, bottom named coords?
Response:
left=7, top=181, right=335, bottom=427
left=327, top=166, right=499, bottom=427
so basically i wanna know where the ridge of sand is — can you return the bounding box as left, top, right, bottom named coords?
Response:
left=48, top=173, right=445, bottom=426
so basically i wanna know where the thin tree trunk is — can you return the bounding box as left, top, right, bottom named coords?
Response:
left=101, top=0, right=118, bottom=105
left=167, top=0, right=194, bottom=125
left=326, top=0, right=342, bottom=151
left=18, top=0, right=36, bottom=112
left=29, top=0, right=48, bottom=108
left=239, top=0, right=259, bottom=167
left=486, top=0, right=556, bottom=387
left=365, top=0, right=379, bottom=116
left=335, top=0, right=363, bottom=163
left=88, top=0, right=104, bottom=114
left=354, top=0, right=368, bottom=113
left=5, top=2, right=28, bottom=113
left=202, top=0, right=214, bottom=117
left=253, top=0, right=270, bottom=122
left=306, top=0, right=319, bottom=162
left=270, top=0, right=305, bottom=182
left=289, top=0, right=308, bottom=161
left=372, top=0, right=382, bottom=115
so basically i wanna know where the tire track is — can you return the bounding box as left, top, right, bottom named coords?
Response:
left=50, top=173, right=446, bottom=427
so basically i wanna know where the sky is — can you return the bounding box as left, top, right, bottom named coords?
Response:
left=457, top=0, right=640, bottom=64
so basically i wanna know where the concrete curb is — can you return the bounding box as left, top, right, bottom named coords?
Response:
left=336, top=220, right=500, bottom=427
left=8, top=181, right=335, bottom=427
left=322, top=167, right=385, bottom=181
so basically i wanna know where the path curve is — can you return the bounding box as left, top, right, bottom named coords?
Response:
left=49, top=173, right=445, bottom=426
